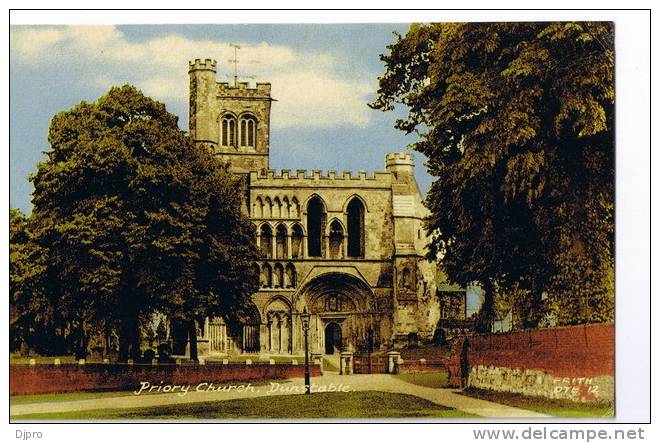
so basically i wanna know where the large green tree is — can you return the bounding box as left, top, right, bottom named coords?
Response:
left=372, top=22, right=614, bottom=329
left=28, top=85, right=259, bottom=360
left=10, top=208, right=56, bottom=353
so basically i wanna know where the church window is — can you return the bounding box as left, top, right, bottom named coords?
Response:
left=347, top=197, right=365, bottom=258
left=275, top=224, right=288, bottom=259
left=306, top=196, right=326, bottom=257
left=285, top=263, right=297, bottom=288
left=273, top=263, right=284, bottom=288
left=240, top=115, right=257, bottom=147
left=291, top=224, right=304, bottom=258
left=221, top=115, right=237, bottom=147
left=260, top=224, right=273, bottom=258
left=253, top=196, right=263, bottom=218
left=290, top=197, right=300, bottom=218
left=401, top=267, right=414, bottom=289
left=261, top=263, right=272, bottom=288
left=272, top=197, right=282, bottom=218
left=328, top=220, right=344, bottom=259
left=263, top=197, right=272, bottom=218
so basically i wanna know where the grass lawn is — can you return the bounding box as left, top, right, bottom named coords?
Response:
left=393, top=371, right=449, bottom=389
left=10, top=391, right=139, bottom=406
left=11, top=391, right=478, bottom=420
left=461, top=388, right=614, bottom=418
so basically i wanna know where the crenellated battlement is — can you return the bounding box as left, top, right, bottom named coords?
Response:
left=385, top=152, right=414, bottom=166
left=217, top=81, right=271, bottom=97
left=249, top=168, right=393, bottom=188
left=189, top=58, right=217, bottom=72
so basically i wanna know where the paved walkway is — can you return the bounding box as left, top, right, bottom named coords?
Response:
left=11, top=373, right=548, bottom=419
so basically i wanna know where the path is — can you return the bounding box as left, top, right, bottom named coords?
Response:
left=11, top=373, right=548, bottom=419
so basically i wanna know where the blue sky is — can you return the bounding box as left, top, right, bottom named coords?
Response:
left=10, top=24, right=433, bottom=213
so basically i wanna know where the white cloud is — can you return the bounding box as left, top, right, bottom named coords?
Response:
left=10, top=26, right=373, bottom=129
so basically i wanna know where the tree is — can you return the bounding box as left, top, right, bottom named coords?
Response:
left=29, top=85, right=260, bottom=360
left=155, top=318, right=168, bottom=343
left=10, top=208, right=45, bottom=352
left=371, top=22, right=614, bottom=328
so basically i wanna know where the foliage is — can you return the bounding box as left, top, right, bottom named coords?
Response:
left=10, top=208, right=53, bottom=352
left=372, top=22, right=614, bottom=327
left=155, top=319, right=168, bottom=343
left=24, top=85, right=259, bottom=358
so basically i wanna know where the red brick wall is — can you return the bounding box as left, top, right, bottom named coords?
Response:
left=10, top=363, right=321, bottom=396
left=448, top=323, right=614, bottom=388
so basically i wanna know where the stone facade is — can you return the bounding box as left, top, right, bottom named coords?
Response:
left=188, top=59, right=439, bottom=357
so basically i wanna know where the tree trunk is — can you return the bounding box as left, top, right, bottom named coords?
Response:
left=130, top=318, right=141, bottom=361
left=188, top=318, right=198, bottom=362
left=521, top=289, right=544, bottom=329
left=475, top=280, right=495, bottom=334
left=118, top=311, right=141, bottom=362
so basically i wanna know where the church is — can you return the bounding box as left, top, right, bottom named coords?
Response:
left=187, top=58, right=440, bottom=357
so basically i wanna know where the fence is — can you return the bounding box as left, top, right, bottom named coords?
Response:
left=353, top=355, right=448, bottom=374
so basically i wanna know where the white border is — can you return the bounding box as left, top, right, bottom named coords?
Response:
left=2, top=6, right=653, bottom=442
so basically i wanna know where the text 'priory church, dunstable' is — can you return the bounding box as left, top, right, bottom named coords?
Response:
left=187, top=58, right=441, bottom=357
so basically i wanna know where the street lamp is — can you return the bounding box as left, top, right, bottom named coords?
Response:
left=301, top=307, right=311, bottom=394
left=367, top=327, right=374, bottom=374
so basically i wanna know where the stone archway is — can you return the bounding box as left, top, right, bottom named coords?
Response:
left=324, top=322, right=342, bottom=354
left=263, top=297, right=292, bottom=354
left=295, top=271, right=381, bottom=354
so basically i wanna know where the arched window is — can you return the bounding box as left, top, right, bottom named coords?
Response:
left=328, top=220, right=344, bottom=259
left=263, top=197, right=272, bottom=218
left=221, top=115, right=237, bottom=147
left=282, top=197, right=290, bottom=218
left=273, top=263, right=284, bottom=288
left=290, top=197, right=300, bottom=218
left=240, top=115, right=257, bottom=147
left=291, top=224, right=304, bottom=259
left=401, top=267, right=414, bottom=289
left=307, top=196, right=326, bottom=257
left=285, top=263, right=297, bottom=288
left=260, top=224, right=273, bottom=258
left=261, top=263, right=272, bottom=288
left=347, top=197, right=365, bottom=258
left=273, top=197, right=282, bottom=218
left=401, top=267, right=410, bottom=289
left=275, top=224, right=288, bottom=259
left=253, top=196, right=263, bottom=218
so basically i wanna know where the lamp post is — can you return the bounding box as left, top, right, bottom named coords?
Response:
left=367, top=327, right=374, bottom=374
left=301, top=307, right=311, bottom=394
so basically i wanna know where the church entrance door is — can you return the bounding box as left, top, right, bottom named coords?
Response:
left=324, top=322, right=342, bottom=354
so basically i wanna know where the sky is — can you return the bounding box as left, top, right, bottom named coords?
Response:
left=10, top=24, right=433, bottom=214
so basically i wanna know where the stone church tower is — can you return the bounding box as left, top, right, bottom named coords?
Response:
left=186, top=58, right=440, bottom=357
left=189, top=58, right=272, bottom=174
